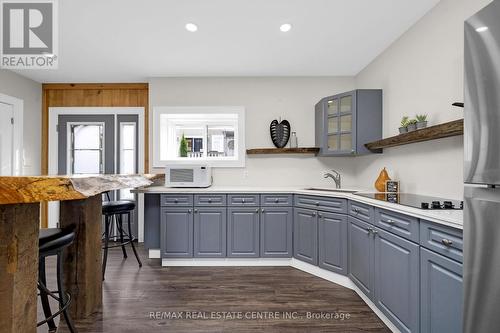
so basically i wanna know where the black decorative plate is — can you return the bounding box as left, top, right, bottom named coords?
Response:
left=270, top=119, right=291, bottom=148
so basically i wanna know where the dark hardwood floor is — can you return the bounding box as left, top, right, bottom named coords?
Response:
left=39, top=245, right=390, bottom=333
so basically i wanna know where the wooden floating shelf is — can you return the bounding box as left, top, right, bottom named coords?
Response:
left=365, top=119, right=463, bottom=151
left=246, top=147, right=320, bottom=155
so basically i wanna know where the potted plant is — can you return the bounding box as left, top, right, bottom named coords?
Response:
left=179, top=134, right=188, bottom=157
left=399, top=116, right=409, bottom=134
left=416, top=114, right=428, bottom=129
left=407, top=118, right=418, bottom=132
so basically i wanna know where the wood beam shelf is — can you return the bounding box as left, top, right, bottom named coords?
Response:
left=246, top=147, right=320, bottom=155
left=365, top=119, right=463, bottom=151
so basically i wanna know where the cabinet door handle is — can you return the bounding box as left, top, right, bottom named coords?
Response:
left=174, top=199, right=179, bottom=203
left=255, top=208, right=259, bottom=213
left=261, top=208, right=265, bottom=213
left=367, top=227, right=373, bottom=233
left=315, top=202, right=320, bottom=206
left=188, top=209, right=192, bottom=214
left=242, top=198, right=246, bottom=203
left=194, top=209, right=198, bottom=213
left=386, top=219, right=395, bottom=224
left=312, top=212, right=316, bottom=217
left=353, top=208, right=360, bottom=214
left=275, top=198, right=279, bottom=203
left=441, top=239, right=453, bottom=246
left=318, top=213, right=322, bottom=218
left=372, top=230, right=378, bottom=235
left=208, top=198, right=212, bottom=203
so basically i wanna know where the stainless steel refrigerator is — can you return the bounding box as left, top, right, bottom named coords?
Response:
left=464, top=1, right=500, bottom=332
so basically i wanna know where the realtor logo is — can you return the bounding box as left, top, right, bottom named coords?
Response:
left=1, top=0, right=58, bottom=69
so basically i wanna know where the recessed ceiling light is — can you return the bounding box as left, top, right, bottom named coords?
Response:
left=185, top=23, right=198, bottom=32
left=476, top=26, right=488, bottom=32
left=280, top=23, right=292, bottom=32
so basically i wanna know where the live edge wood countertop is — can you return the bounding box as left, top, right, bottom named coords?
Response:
left=0, top=174, right=161, bottom=205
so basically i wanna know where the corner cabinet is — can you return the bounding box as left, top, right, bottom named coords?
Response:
left=315, top=89, right=382, bottom=156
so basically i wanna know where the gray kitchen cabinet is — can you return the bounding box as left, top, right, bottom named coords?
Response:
left=348, top=216, right=375, bottom=299
left=260, top=207, right=293, bottom=258
left=293, top=208, right=318, bottom=265
left=420, top=248, right=463, bottom=333
left=193, top=207, right=226, bottom=258
left=318, top=211, right=348, bottom=275
left=315, top=89, right=382, bottom=156
left=227, top=207, right=260, bottom=257
left=160, top=207, right=193, bottom=258
left=374, top=228, right=419, bottom=333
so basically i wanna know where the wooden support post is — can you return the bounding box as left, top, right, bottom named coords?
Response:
left=0, top=203, right=40, bottom=333
left=59, top=195, right=103, bottom=319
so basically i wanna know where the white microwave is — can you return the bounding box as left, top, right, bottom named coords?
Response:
left=165, top=165, right=212, bottom=188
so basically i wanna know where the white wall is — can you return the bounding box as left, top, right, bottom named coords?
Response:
left=354, top=0, right=493, bottom=199
left=149, top=77, right=359, bottom=187
left=0, top=69, right=41, bottom=175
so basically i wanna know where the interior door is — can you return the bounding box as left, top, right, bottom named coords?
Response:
left=57, top=114, right=139, bottom=236
left=0, top=102, right=14, bottom=175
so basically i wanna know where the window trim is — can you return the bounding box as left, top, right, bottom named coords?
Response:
left=152, top=106, right=246, bottom=168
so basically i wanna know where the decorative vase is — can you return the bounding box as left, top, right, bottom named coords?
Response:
left=407, top=123, right=417, bottom=132
left=416, top=121, right=428, bottom=129
left=375, top=167, right=391, bottom=192
left=270, top=118, right=291, bottom=148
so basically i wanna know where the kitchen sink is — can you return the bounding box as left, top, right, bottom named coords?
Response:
left=303, top=187, right=359, bottom=194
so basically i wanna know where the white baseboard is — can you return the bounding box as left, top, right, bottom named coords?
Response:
left=149, top=249, right=160, bottom=259
left=153, top=253, right=400, bottom=333
left=162, top=258, right=292, bottom=266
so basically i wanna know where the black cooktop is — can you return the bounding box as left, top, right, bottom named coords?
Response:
left=355, top=193, right=463, bottom=210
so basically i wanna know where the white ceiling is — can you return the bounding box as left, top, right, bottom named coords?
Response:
left=16, top=0, right=440, bottom=83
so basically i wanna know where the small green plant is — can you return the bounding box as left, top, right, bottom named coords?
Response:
left=179, top=134, right=188, bottom=157
left=400, top=116, right=409, bottom=127
left=416, top=114, right=428, bottom=122
left=408, top=118, right=418, bottom=125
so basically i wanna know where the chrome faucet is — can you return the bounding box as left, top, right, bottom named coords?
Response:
left=324, top=169, right=341, bottom=189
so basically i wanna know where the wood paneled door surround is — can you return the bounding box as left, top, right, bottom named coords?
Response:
left=41, top=83, right=149, bottom=227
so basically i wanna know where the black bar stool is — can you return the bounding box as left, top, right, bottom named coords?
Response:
left=102, top=197, right=142, bottom=280
left=38, top=227, right=77, bottom=333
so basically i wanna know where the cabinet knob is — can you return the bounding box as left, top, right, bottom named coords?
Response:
left=261, top=208, right=265, bottom=213
left=315, top=202, right=320, bottom=206
left=372, top=230, right=378, bottom=235
left=188, top=209, right=192, bottom=213
left=208, top=198, right=212, bottom=203
left=242, top=198, right=246, bottom=203
left=275, top=198, right=279, bottom=203
left=353, top=208, right=360, bottom=214
left=255, top=208, right=259, bottom=213
left=318, top=213, right=322, bottom=218
left=194, top=209, right=198, bottom=213
left=312, top=212, right=316, bottom=217
left=441, top=239, right=453, bottom=246
left=174, top=199, right=178, bottom=203
left=386, top=219, right=395, bottom=224
left=367, top=227, right=373, bottom=233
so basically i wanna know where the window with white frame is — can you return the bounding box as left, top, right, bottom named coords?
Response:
left=153, top=107, right=245, bottom=167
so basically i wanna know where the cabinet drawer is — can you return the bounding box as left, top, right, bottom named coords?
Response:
left=228, top=194, right=260, bottom=206
left=160, top=194, right=193, bottom=207
left=194, top=194, right=227, bottom=206
left=294, top=195, right=347, bottom=214
left=374, top=208, right=419, bottom=242
left=261, top=194, right=293, bottom=206
left=420, top=220, right=463, bottom=263
left=348, top=201, right=374, bottom=224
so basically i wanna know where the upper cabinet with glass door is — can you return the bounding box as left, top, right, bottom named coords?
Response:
left=315, top=89, right=382, bottom=156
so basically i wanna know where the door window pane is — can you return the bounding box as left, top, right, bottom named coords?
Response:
left=73, top=125, right=102, bottom=149
left=73, top=150, right=101, bottom=174
left=327, top=99, right=338, bottom=115
left=340, top=115, right=352, bottom=132
left=340, top=95, right=352, bottom=113
left=328, top=117, right=338, bottom=133
left=121, top=124, right=135, bottom=150
left=70, top=124, right=104, bottom=175
left=328, top=134, right=338, bottom=151
left=120, top=123, right=137, bottom=200
left=340, top=133, right=352, bottom=151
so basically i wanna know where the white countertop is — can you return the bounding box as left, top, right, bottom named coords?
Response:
left=135, top=186, right=463, bottom=229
